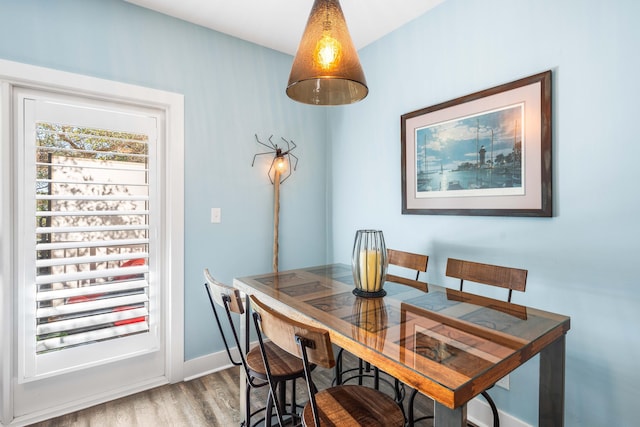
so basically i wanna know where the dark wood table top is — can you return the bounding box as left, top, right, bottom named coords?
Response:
left=234, top=263, right=570, bottom=409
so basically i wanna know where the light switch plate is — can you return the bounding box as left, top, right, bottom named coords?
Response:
left=211, top=207, right=221, bottom=223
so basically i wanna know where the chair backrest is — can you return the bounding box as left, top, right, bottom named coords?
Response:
left=386, top=248, right=429, bottom=292
left=203, top=268, right=251, bottom=375
left=250, top=295, right=335, bottom=369
left=445, top=258, right=527, bottom=302
left=204, top=268, right=244, bottom=314
left=251, top=294, right=334, bottom=427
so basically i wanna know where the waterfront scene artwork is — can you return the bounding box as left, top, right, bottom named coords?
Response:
left=415, top=104, right=524, bottom=197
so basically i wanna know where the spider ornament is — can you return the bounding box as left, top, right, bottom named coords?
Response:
left=252, top=134, right=299, bottom=184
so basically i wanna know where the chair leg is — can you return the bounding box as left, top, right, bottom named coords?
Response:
left=481, top=390, right=500, bottom=427
left=374, top=366, right=380, bottom=390
left=278, top=381, right=287, bottom=420
left=407, top=388, right=418, bottom=427
left=244, top=379, right=251, bottom=427
left=394, top=378, right=403, bottom=402
left=290, top=379, right=297, bottom=413
left=265, top=388, right=274, bottom=427
left=393, top=378, right=406, bottom=420
left=334, top=348, right=343, bottom=385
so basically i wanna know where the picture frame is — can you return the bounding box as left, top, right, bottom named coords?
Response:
left=401, top=70, right=552, bottom=216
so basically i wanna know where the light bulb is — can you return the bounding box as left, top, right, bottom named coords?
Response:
left=315, top=34, right=342, bottom=70
left=275, top=156, right=287, bottom=173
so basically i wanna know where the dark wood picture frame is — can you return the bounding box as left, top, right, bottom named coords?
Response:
left=401, top=70, right=552, bottom=217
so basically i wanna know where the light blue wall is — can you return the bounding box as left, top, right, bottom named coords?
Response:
left=2, top=0, right=639, bottom=426
left=0, top=0, right=329, bottom=361
left=329, top=0, right=640, bottom=426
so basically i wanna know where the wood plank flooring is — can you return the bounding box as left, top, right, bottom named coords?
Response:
left=28, top=352, right=439, bottom=426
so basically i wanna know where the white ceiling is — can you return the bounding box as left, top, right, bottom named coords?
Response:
left=124, top=0, right=446, bottom=55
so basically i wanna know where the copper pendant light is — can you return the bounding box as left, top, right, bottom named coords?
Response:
left=286, top=0, right=368, bottom=105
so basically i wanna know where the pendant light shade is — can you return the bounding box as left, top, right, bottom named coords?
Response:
left=287, top=0, right=368, bottom=105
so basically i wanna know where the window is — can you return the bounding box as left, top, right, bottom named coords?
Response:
left=17, top=92, right=162, bottom=381
left=1, top=59, right=183, bottom=422
left=34, top=122, right=152, bottom=354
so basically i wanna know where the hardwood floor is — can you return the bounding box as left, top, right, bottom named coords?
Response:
left=28, top=352, right=438, bottom=426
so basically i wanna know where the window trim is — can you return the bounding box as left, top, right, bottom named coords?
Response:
left=19, top=94, right=161, bottom=380
left=0, top=59, right=184, bottom=424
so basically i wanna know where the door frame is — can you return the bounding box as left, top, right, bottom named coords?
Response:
left=0, top=59, right=184, bottom=425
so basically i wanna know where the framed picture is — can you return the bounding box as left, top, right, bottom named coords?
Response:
left=401, top=70, right=552, bottom=216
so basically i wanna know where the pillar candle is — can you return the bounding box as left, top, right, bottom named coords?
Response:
left=359, top=249, right=382, bottom=292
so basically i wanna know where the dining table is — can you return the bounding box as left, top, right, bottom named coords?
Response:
left=233, top=263, right=570, bottom=426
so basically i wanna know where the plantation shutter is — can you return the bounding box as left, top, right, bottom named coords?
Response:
left=19, top=94, right=161, bottom=381
left=35, top=123, right=151, bottom=353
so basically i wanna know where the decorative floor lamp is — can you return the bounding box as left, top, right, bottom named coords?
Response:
left=252, top=135, right=298, bottom=272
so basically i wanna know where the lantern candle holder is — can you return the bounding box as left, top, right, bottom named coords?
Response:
left=351, top=229, right=388, bottom=298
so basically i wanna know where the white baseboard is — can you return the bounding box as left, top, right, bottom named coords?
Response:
left=183, top=347, right=241, bottom=381
left=467, top=396, right=532, bottom=427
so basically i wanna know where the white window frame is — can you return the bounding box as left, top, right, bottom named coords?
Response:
left=18, top=92, right=162, bottom=381
left=0, top=59, right=184, bottom=424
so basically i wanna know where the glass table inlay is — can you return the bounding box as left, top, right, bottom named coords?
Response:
left=234, top=263, right=570, bottom=419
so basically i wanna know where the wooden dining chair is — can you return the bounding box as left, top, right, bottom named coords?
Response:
left=204, top=269, right=307, bottom=427
left=250, top=294, right=405, bottom=427
left=444, top=258, right=528, bottom=427
left=446, top=258, right=527, bottom=303
left=386, top=248, right=429, bottom=292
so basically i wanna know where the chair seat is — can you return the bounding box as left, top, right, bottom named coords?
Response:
left=246, top=341, right=306, bottom=379
left=302, top=384, right=404, bottom=427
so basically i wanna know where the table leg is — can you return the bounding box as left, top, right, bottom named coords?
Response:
left=540, top=334, right=565, bottom=426
left=434, top=402, right=466, bottom=427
